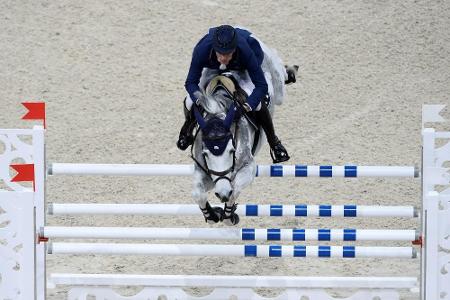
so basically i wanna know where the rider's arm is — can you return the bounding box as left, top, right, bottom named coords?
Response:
left=244, top=49, right=268, bottom=110
left=185, top=42, right=207, bottom=103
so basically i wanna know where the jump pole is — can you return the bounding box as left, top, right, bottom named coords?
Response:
left=48, top=273, right=418, bottom=289
left=41, top=227, right=419, bottom=241
left=48, top=163, right=419, bottom=177
left=47, top=243, right=417, bottom=258
left=48, top=203, right=419, bottom=218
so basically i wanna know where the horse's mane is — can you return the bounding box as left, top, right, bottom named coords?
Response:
left=197, top=70, right=234, bottom=118
left=201, top=89, right=232, bottom=119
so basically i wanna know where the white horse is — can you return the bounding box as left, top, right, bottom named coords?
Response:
left=190, top=39, right=297, bottom=226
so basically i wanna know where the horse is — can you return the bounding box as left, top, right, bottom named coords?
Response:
left=190, top=41, right=297, bottom=226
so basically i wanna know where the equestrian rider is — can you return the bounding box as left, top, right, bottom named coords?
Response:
left=177, top=25, right=291, bottom=163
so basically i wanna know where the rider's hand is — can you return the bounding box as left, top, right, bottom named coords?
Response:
left=233, top=106, right=242, bottom=121
left=194, top=91, right=206, bottom=106
left=233, top=89, right=247, bottom=106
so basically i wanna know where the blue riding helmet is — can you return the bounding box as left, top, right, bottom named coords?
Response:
left=213, top=25, right=237, bottom=54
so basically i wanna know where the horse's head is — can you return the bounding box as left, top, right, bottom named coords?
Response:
left=193, top=98, right=238, bottom=203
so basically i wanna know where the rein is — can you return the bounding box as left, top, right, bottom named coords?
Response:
left=190, top=73, right=245, bottom=183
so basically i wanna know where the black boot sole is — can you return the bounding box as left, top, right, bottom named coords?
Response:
left=272, top=155, right=290, bottom=164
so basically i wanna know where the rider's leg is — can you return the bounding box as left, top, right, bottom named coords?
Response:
left=254, top=98, right=290, bottom=163
left=176, top=96, right=197, bottom=150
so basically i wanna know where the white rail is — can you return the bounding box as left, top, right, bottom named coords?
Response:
left=47, top=243, right=417, bottom=258
left=42, top=227, right=419, bottom=241
left=48, top=203, right=419, bottom=217
left=48, top=163, right=419, bottom=177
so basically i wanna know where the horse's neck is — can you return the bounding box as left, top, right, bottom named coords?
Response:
left=203, top=95, right=232, bottom=116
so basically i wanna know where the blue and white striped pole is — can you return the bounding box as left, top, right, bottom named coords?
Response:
left=48, top=203, right=418, bottom=218
left=42, top=227, right=419, bottom=242
left=256, top=165, right=419, bottom=178
left=48, top=164, right=419, bottom=178
left=48, top=243, right=417, bottom=258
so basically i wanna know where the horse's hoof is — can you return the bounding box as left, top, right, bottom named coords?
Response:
left=223, top=213, right=240, bottom=226
left=212, top=206, right=225, bottom=222
left=201, top=204, right=224, bottom=224
left=205, top=207, right=224, bottom=224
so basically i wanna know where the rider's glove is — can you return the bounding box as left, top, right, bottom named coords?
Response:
left=194, top=91, right=206, bottom=106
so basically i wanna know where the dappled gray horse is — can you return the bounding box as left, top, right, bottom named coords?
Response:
left=191, top=43, right=297, bottom=226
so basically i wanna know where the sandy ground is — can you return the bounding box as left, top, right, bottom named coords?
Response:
left=1, top=0, right=450, bottom=299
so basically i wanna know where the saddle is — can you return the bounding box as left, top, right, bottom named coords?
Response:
left=205, top=74, right=262, bottom=155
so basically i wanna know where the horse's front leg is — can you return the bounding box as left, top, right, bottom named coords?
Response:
left=223, top=162, right=257, bottom=226
left=192, top=169, right=223, bottom=224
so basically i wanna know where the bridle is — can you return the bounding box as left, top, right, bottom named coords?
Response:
left=190, top=74, right=242, bottom=183
left=190, top=122, right=238, bottom=184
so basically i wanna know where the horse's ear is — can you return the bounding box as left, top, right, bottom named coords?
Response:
left=193, top=105, right=206, bottom=130
left=223, top=104, right=237, bottom=130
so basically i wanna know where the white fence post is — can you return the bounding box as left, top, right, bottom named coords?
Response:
left=0, top=127, right=43, bottom=300
left=421, top=105, right=450, bottom=300
left=33, top=126, right=46, bottom=300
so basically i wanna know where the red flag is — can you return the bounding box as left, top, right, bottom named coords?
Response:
left=22, top=102, right=46, bottom=128
left=10, top=164, right=35, bottom=191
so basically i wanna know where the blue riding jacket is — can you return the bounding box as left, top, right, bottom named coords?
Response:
left=185, top=27, right=268, bottom=110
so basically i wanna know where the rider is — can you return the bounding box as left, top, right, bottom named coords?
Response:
left=177, top=25, right=292, bottom=164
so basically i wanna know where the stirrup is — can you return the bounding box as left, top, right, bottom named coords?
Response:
left=270, top=143, right=290, bottom=164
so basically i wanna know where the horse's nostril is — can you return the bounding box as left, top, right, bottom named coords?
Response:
left=228, top=190, right=233, bottom=198
left=215, top=192, right=221, bottom=199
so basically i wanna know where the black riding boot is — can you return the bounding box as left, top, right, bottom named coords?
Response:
left=285, top=65, right=299, bottom=84
left=176, top=100, right=197, bottom=151
left=255, top=102, right=290, bottom=164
